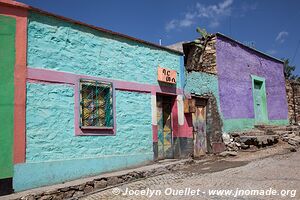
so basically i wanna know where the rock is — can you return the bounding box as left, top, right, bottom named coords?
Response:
left=127, top=172, right=140, bottom=179
left=289, top=147, right=297, bottom=152
left=44, top=190, right=58, bottom=195
left=94, top=179, right=107, bottom=189
left=235, top=142, right=241, bottom=147
left=121, top=174, right=133, bottom=181
left=21, top=195, right=36, bottom=200
left=78, top=183, right=86, bottom=191
left=86, top=181, right=94, bottom=186
left=227, top=143, right=234, bottom=148
left=222, top=133, right=231, bottom=145
left=234, top=137, right=241, bottom=143
left=70, top=185, right=80, bottom=190
left=219, top=151, right=237, bottom=157
left=288, top=133, right=296, bottom=138
left=231, top=132, right=240, bottom=137
left=288, top=139, right=297, bottom=146
left=52, top=194, right=64, bottom=200
left=240, top=143, right=250, bottom=149
left=59, top=187, right=70, bottom=192
left=107, top=176, right=120, bottom=186
left=73, top=191, right=84, bottom=197
left=63, top=190, right=75, bottom=198
left=288, top=136, right=300, bottom=145
left=39, top=196, right=52, bottom=200
left=83, top=185, right=94, bottom=194
left=184, top=158, right=195, bottom=165
left=153, top=167, right=169, bottom=175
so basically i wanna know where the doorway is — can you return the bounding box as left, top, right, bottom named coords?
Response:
left=156, top=95, right=174, bottom=159
left=192, top=98, right=208, bottom=157
left=252, top=76, right=268, bottom=124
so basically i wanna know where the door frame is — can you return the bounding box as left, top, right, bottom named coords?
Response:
left=156, top=93, right=176, bottom=159
left=191, top=96, right=208, bottom=157
left=251, top=75, right=268, bottom=124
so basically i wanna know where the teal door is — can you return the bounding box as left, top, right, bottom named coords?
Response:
left=253, top=79, right=267, bottom=124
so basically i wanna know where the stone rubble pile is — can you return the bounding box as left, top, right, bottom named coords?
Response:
left=223, top=125, right=300, bottom=154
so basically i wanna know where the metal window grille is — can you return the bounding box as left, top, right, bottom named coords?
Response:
left=80, top=80, right=113, bottom=128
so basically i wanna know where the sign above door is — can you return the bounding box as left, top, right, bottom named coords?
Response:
left=157, top=66, right=176, bottom=84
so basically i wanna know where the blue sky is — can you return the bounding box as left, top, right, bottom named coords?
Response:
left=19, top=0, right=300, bottom=75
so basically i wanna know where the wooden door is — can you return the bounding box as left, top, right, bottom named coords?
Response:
left=157, top=96, right=173, bottom=159
left=192, top=100, right=207, bottom=157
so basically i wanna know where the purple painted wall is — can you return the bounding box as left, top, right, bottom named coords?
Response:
left=216, top=36, right=288, bottom=120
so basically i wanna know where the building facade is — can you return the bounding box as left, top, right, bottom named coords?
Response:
left=0, top=1, right=290, bottom=195
left=182, top=33, right=289, bottom=157
left=0, top=1, right=190, bottom=194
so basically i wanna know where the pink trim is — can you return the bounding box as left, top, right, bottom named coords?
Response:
left=152, top=125, right=158, bottom=142
left=27, top=68, right=183, bottom=95
left=179, top=114, right=193, bottom=138
left=1, top=3, right=28, bottom=164
left=171, top=98, right=179, bottom=138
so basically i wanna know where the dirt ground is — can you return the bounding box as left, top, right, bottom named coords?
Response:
left=80, top=142, right=300, bottom=200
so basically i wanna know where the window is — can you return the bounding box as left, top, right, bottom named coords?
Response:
left=79, top=79, right=113, bottom=129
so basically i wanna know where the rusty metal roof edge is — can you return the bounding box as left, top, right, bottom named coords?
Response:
left=0, top=0, right=183, bottom=55
left=216, top=32, right=284, bottom=63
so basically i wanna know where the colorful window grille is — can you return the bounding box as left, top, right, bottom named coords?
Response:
left=80, top=80, right=113, bottom=128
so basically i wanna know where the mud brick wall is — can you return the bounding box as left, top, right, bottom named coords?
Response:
left=186, top=36, right=217, bottom=75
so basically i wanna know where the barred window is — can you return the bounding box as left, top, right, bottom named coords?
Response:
left=80, top=80, right=113, bottom=129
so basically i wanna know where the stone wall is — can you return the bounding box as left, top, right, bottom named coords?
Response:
left=185, top=35, right=217, bottom=75
left=286, top=80, right=300, bottom=124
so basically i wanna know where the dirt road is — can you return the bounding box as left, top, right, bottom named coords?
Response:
left=80, top=149, right=300, bottom=200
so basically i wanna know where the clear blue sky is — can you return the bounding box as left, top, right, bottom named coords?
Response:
left=19, top=0, right=300, bottom=75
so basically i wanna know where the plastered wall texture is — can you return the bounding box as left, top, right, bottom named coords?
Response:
left=185, top=71, right=221, bottom=109
left=14, top=82, right=152, bottom=191
left=216, top=36, right=288, bottom=130
left=27, top=12, right=182, bottom=88
left=26, top=83, right=152, bottom=162
left=20, top=11, right=183, bottom=191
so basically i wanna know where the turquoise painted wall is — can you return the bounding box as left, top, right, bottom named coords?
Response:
left=14, top=82, right=152, bottom=191
left=222, top=118, right=289, bottom=132
left=27, top=12, right=182, bottom=88
left=185, top=71, right=221, bottom=110
left=20, top=11, right=183, bottom=191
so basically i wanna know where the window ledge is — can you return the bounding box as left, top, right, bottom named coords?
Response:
left=77, top=126, right=115, bottom=136
left=80, top=126, right=114, bottom=130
